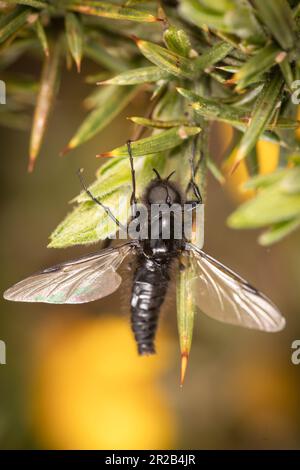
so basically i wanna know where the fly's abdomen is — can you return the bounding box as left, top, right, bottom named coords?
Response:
left=130, top=257, right=171, bottom=355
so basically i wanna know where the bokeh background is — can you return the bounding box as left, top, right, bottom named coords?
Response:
left=1, top=57, right=300, bottom=450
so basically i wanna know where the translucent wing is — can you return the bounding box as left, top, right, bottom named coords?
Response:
left=186, top=243, right=285, bottom=332
left=3, top=243, right=135, bottom=304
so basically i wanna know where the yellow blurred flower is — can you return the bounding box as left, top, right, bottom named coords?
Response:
left=229, top=354, right=298, bottom=440
left=256, top=140, right=280, bottom=175
left=222, top=146, right=256, bottom=203
left=220, top=124, right=280, bottom=203
left=28, top=313, right=177, bottom=450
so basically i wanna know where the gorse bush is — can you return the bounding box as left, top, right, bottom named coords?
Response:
left=1, top=0, right=300, bottom=246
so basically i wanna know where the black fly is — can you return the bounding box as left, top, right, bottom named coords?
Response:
left=4, top=141, right=285, bottom=361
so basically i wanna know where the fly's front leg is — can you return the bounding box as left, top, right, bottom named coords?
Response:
left=184, top=137, right=204, bottom=248
left=127, top=140, right=138, bottom=219
left=77, top=169, right=127, bottom=233
left=185, top=137, right=203, bottom=205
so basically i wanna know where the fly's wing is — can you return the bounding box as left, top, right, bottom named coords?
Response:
left=3, top=243, right=135, bottom=304
left=186, top=243, right=285, bottom=332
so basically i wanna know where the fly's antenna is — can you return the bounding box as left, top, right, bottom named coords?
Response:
left=165, top=170, right=176, bottom=205
left=152, top=168, right=173, bottom=205
left=152, top=168, right=161, bottom=180
left=166, top=170, right=176, bottom=181
left=77, top=168, right=126, bottom=231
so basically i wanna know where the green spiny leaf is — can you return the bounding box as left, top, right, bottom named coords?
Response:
left=128, top=116, right=188, bottom=129
left=77, top=152, right=166, bottom=202
left=177, top=87, right=294, bottom=144
left=0, top=6, right=33, bottom=44
left=48, top=186, right=132, bottom=248
left=234, top=44, right=282, bottom=90
left=243, top=169, right=286, bottom=190
left=223, top=3, right=266, bottom=44
left=227, top=184, right=300, bottom=229
left=280, top=167, right=300, bottom=194
left=177, top=255, right=197, bottom=385
left=259, top=217, right=300, bottom=246
left=134, top=37, right=197, bottom=79
left=253, top=0, right=295, bottom=50
left=29, top=38, right=62, bottom=171
left=65, top=85, right=139, bottom=152
left=4, top=0, right=47, bottom=8
left=65, top=12, right=84, bottom=73
left=207, top=156, right=225, bottom=184
left=194, top=41, right=233, bottom=71
left=84, top=38, right=128, bottom=73
left=163, top=25, right=192, bottom=58
left=99, top=66, right=170, bottom=85
left=34, top=17, right=49, bottom=57
left=234, top=73, right=284, bottom=170
left=179, top=0, right=232, bottom=32
left=66, top=1, right=162, bottom=23
left=258, top=217, right=300, bottom=246
left=177, top=87, right=249, bottom=124
left=99, top=126, right=201, bottom=157
left=279, top=56, right=294, bottom=90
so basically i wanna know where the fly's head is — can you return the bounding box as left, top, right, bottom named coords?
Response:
left=143, top=169, right=182, bottom=208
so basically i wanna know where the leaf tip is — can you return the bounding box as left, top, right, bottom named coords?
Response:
left=176, top=87, right=190, bottom=100
left=229, top=148, right=245, bottom=175
left=224, top=77, right=236, bottom=86
left=96, top=152, right=113, bottom=158
left=27, top=155, right=36, bottom=173
left=130, top=34, right=140, bottom=44
left=229, top=160, right=241, bottom=175
left=180, top=351, right=189, bottom=387
left=75, top=59, right=82, bottom=74
left=60, top=145, right=71, bottom=156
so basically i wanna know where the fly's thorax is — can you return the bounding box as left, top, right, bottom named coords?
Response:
left=131, top=178, right=183, bottom=243
left=139, top=237, right=183, bottom=260
left=126, top=177, right=203, bottom=247
left=127, top=204, right=186, bottom=243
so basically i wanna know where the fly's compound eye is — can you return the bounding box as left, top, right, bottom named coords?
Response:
left=148, top=184, right=180, bottom=205
left=148, top=186, right=168, bottom=204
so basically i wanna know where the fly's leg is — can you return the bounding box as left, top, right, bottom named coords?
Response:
left=184, top=137, right=205, bottom=247
left=127, top=140, right=138, bottom=219
left=185, top=137, right=203, bottom=204
left=77, top=169, right=127, bottom=232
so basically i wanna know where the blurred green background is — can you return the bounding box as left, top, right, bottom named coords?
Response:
left=1, top=58, right=300, bottom=450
